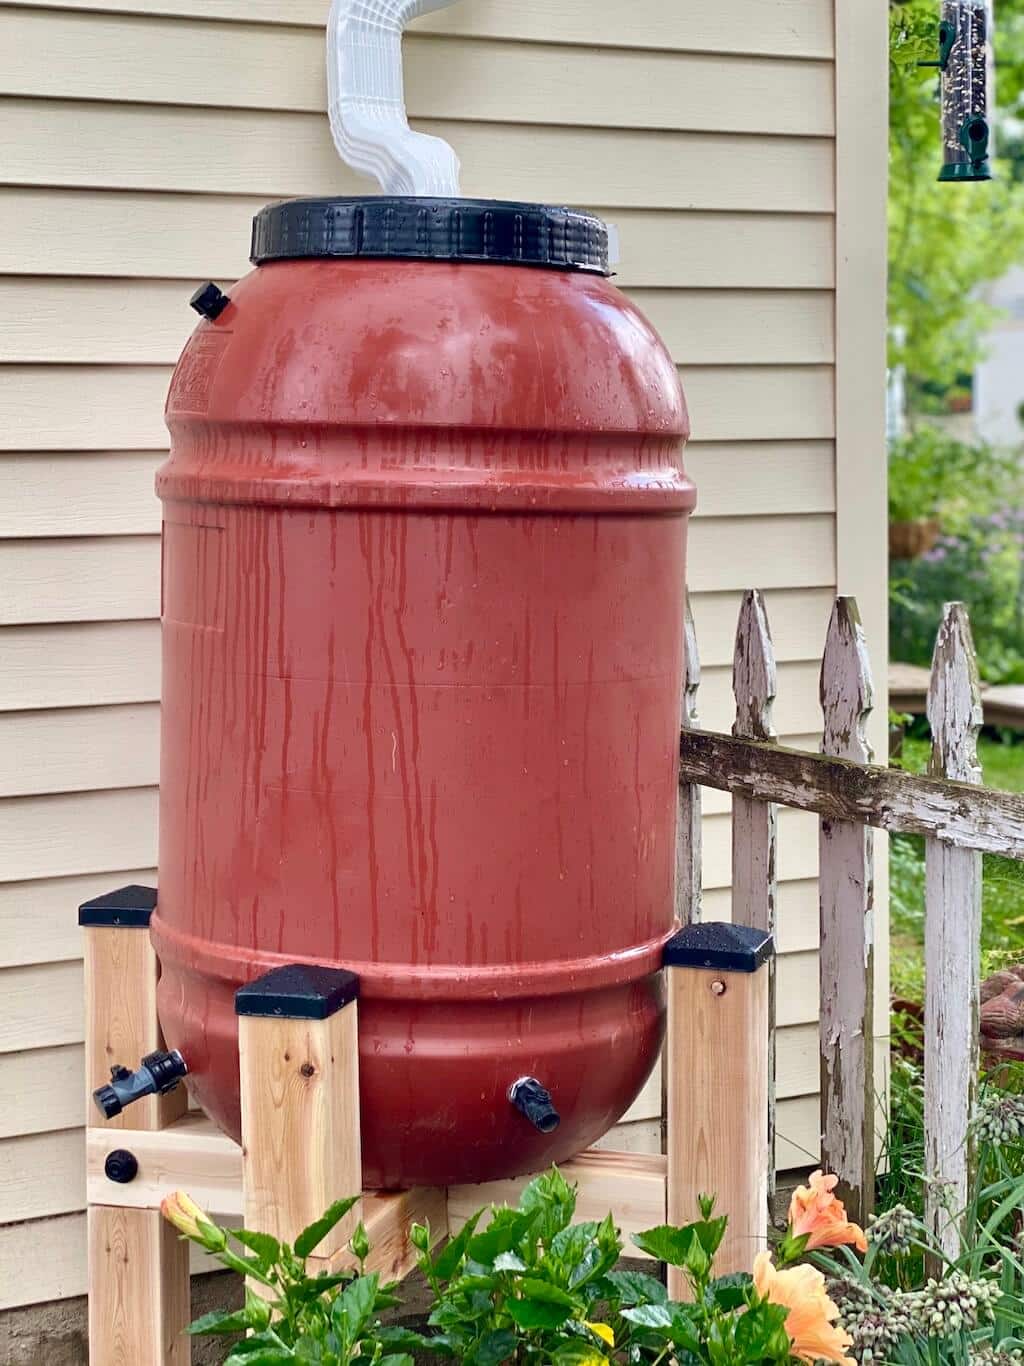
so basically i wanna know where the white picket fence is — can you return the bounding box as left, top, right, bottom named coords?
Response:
left=678, top=590, right=1024, bottom=1253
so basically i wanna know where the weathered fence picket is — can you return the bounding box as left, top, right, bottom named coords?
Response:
left=676, top=597, right=702, bottom=929
left=667, top=598, right=704, bottom=1156
left=676, top=589, right=1024, bottom=1239
left=730, top=589, right=778, bottom=1190
left=924, top=604, right=984, bottom=1260
left=818, top=599, right=876, bottom=1224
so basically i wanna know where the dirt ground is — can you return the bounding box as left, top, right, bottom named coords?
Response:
left=0, top=1273, right=243, bottom=1365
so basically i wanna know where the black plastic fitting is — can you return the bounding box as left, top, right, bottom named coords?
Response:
left=93, top=1049, right=189, bottom=1120
left=509, top=1077, right=560, bottom=1134
left=190, top=282, right=231, bottom=321
left=104, top=1149, right=140, bottom=1185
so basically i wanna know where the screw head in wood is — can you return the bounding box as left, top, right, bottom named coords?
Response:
left=710, top=980, right=727, bottom=997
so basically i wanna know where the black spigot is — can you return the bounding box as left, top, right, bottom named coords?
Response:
left=509, top=1076, right=560, bottom=1134
left=93, top=1049, right=188, bottom=1120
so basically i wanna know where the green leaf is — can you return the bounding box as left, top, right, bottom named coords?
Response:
left=603, top=1269, right=668, bottom=1307
left=691, top=1216, right=728, bottom=1260
left=620, top=1304, right=673, bottom=1333
left=467, top=1209, right=539, bottom=1266
left=549, top=1344, right=610, bottom=1366
left=505, top=1295, right=574, bottom=1330
left=734, top=1302, right=791, bottom=1359
left=331, top=1271, right=379, bottom=1350
left=291, top=1271, right=352, bottom=1302
left=432, top=1210, right=483, bottom=1280
left=224, top=1352, right=293, bottom=1366
left=621, top=1304, right=702, bottom=1354
left=378, top=1357, right=415, bottom=1366
left=293, top=1197, right=361, bottom=1259
left=544, top=1222, right=619, bottom=1294
left=293, top=1341, right=323, bottom=1364
left=472, top=1328, right=518, bottom=1366
left=518, top=1278, right=578, bottom=1307
left=448, top=1273, right=498, bottom=1295
left=231, top=1228, right=282, bottom=1267
left=707, top=1272, right=752, bottom=1313
left=517, top=1167, right=577, bottom=1242
left=377, top=1326, right=447, bottom=1354
left=223, top=1338, right=294, bottom=1366
left=631, top=1224, right=702, bottom=1270
left=187, top=1307, right=254, bottom=1336
left=493, top=1250, right=528, bottom=1272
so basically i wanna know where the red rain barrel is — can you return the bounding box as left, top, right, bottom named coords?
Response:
left=153, top=197, right=694, bottom=1189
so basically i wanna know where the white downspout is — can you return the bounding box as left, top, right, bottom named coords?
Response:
left=327, top=0, right=463, bottom=196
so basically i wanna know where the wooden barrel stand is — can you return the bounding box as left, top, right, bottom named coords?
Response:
left=81, top=888, right=773, bottom=1365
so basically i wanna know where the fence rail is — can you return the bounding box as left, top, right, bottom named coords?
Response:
left=678, top=591, right=1024, bottom=1250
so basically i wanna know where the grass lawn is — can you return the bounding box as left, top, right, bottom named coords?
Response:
left=890, top=733, right=1024, bottom=1000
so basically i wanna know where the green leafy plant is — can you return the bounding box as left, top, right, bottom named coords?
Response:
left=887, top=430, right=1021, bottom=529
left=410, top=1171, right=802, bottom=1364
left=165, top=1170, right=868, bottom=1365
left=840, top=1062, right=1024, bottom=1361
left=161, top=1192, right=411, bottom=1364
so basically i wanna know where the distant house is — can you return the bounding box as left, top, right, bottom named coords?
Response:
left=0, top=0, right=888, bottom=1319
left=976, top=265, right=1024, bottom=446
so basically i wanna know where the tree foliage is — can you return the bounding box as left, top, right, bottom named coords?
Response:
left=889, top=0, right=1024, bottom=402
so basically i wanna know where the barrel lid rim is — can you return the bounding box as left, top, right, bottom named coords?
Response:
left=250, top=195, right=611, bottom=276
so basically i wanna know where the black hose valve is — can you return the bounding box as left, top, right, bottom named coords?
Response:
left=93, top=1049, right=189, bottom=1120
left=509, top=1076, right=560, bottom=1134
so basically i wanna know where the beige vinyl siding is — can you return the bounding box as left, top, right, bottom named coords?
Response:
left=0, top=0, right=836, bottom=57
left=0, top=193, right=836, bottom=287
left=0, top=0, right=889, bottom=1309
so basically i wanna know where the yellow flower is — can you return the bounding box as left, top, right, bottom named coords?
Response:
left=585, top=1321, right=615, bottom=1347
left=788, top=1171, right=867, bottom=1254
left=753, top=1252, right=855, bottom=1365
left=160, top=1191, right=225, bottom=1251
left=161, top=1190, right=206, bottom=1239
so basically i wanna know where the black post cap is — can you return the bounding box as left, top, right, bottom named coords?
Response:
left=235, top=964, right=360, bottom=1020
left=79, top=885, right=158, bottom=928
left=663, top=922, right=774, bottom=974
left=190, top=282, right=231, bottom=321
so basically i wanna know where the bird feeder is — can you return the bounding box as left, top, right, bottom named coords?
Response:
left=938, top=0, right=994, bottom=181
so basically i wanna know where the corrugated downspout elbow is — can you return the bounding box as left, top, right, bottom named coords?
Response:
left=327, top=0, right=463, bottom=196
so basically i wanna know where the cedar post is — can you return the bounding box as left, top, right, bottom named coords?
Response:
left=236, top=964, right=363, bottom=1272
left=665, top=922, right=774, bottom=1296
left=81, top=885, right=191, bottom=1366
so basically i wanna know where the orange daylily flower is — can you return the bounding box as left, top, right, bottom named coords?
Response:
left=753, top=1252, right=855, bottom=1366
left=788, top=1171, right=867, bottom=1253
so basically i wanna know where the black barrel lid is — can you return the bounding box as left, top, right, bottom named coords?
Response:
left=250, top=196, right=610, bottom=276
